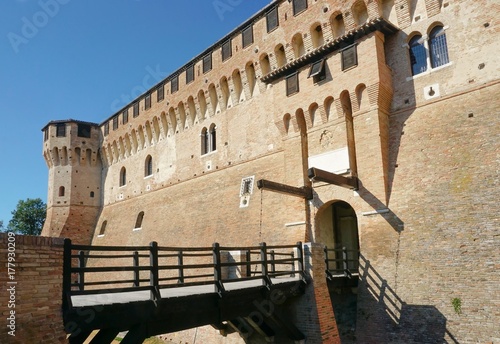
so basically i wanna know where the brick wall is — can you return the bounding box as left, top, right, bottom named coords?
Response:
left=0, top=234, right=66, bottom=344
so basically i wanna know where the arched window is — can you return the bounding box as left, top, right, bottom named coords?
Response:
left=119, top=167, right=126, bottom=187
left=134, top=211, right=144, bottom=230
left=201, top=125, right=217, bottom=155
left=90, top=191, right=95, bottom=198
left=409, top=35, right=427, bottom=76
left=145, top=155, right=153, bottom=177
left=58, top=186, right=65, bottom=197
left=429, top=26, right=449, bottom=68
left=99, top=221, right=107, bottom=236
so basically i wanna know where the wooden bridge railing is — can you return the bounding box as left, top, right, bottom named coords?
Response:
left=62, top=239, right=304, bottom=309
left=324, top=246, right=360, bottom=280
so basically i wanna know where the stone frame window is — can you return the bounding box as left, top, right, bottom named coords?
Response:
left=408, top=25, right=450, bottom=77
left=201, top=124, right=217, bottom=155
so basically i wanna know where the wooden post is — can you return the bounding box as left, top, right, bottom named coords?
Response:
left=133, top=251, right=139, bottom=287
left=296, top=242, right=305, bottom=281
left=149, top=241, right=160, bottom=302
left=260, top=242, right=272, bottom=289
left=213, top=243, right=225, bottom=296
left=77, top=250, right=85, bottom=291
left=270, top=250, right=276, bottom=275
left=245, top=250, right=251, bottom=277
left=342, top=246, right=348, bottom=278
left=62, top=238, right=72, bottom=310
left=290, top=250, right=296, bottom=277
left=177, top=250, right=184, bottom=284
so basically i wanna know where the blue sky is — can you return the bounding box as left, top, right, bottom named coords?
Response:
left=0, top=0, right=271, bottom=225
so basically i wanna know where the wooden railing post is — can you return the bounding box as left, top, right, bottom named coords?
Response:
left=296, top=242, right=305, bottom=281
left=133, top=251, right=139, bottom=287
left=342, top=246, right=350, bottom=278
left=290, top=250, right=296, bottom=277
left=77, top=250, right=85, bottom=291
left=245, top=250, right=251, bottom=277
left=270, top=250, right=276, bottom=275
left=149, top=241, right=160, bottom=302
left=62, top=238, right=72, bottom=310
left=177, top=250, right=184, bottom=284
left=213, top=243, right=225, bottom=297
left=260, top=242, right=272, bottom=289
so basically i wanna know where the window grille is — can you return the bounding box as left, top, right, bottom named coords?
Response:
left=429, top=26, right=449, bottom=68
left=240, top=177, right=255, bottom=196
left=409, top=35, right=427, bottom=75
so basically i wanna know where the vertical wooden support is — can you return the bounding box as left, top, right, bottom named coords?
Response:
left=296, top=241, right=305, bottom=282
left=62, top=238, right=72, bottom=310
left=178, top=250, right=184, bottom=284
left=133, top=251, right=139, bottom=287
left=270, top=250, right=276, bottom=274
left=77, top=251, right=85, bottom=291
left=149, top=241, right=160, bottom=302
left=290, top=250, right=296, bottom=277
left=260, top=242, right=272, bottom=289
left=213, top=243, right=225, bottom=297
left=245, top=250, right=251, bottom=277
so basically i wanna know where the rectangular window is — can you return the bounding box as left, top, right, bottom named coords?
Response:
left=157, top=84, right=164, bottom=102
left=308, top=59, right=326, bottom=83
left=203, top=53, right=212, bottom=73
left=77, top=124, right=91, bottom=138
left=43, top=129, right=49, bottom=141
left=242, top=25, right=254, bottom=48
left=292, top=0, right=307, bottom=15
left=145, top=93, right=151, bottom=110
left=266, top=7, right=279, bottom=32
left=341, top=44, right=358, bottom=71
left=171, top=75, right=179, bottom=93
left=133, top=102, right=139, bottom=117
left=286, top=72, right=299, bottom=96
left=113, top=116, right=119, bottom=130
left=122, top=109, right=129, bottom=124
left=222, top=40, right=232, bottom=61
left=56, top=123, right=66, bottom=137
left=104, top=122, right=109, bottom=136
left=186, top=64, right=195, bottom=84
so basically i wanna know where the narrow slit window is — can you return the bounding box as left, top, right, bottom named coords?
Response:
left=99, top=221, right=107, bottom=236
left=134, top=211, right=144, bottom=230
left=119, top=167, right=126, bottom=187
left=145, top=155, right=153, bottom=177
left=59, top=186, right=65, bottom=197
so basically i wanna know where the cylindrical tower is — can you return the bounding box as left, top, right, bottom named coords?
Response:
left=41, top=119, right=102, bottom=245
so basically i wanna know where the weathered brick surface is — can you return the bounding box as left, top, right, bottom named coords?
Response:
left=40, top=0, right=500, bottom=343
left=0, top=234, right=67, bottom=344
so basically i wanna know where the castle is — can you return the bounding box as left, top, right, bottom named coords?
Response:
left=41, top=0, right=499, bottom=342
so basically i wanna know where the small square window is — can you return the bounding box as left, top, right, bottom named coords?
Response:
left=203, top=54, right=212, bottom=74
left=222, top=40, right=232, bottom=61
left=186, top=64, right=195, bottom=84
left=157, top=85, right=164, bottom=102
left=242, top=25, right=254, bottom=48
left=171, top=75, right=179, bottom=94
left=133, top=102, right=139, bottom=117
left=266, top=7, right=279, bottom=32
left=292, top=0, right=307, bottom=16
left=308, top=59, right=326, bottom=83
left=341, top=44, right=358, bottom=71
left=122, top=109, right=129, bottom=124
left=77, top=123, right=91, bottom=138
left=112, top=116, right=119, bottom=130
left=56, top=123, right=66, bottom=137
left=286, top=73, right=299, bottom=96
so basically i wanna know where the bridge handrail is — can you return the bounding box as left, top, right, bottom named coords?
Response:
left=63, top=239, right=304, bottom=309
left=324, top=246, right=360, bottom=279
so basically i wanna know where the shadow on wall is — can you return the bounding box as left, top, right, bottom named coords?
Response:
left=355, top=255, right=460, bottom=344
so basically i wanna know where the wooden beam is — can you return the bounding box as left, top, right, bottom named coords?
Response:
left=308, top=167, right=359, bottom=190
left=257, top=179, right=313, bottom=200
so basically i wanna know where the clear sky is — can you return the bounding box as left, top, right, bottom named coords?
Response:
left=0, top=0, right=271, bottom=225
